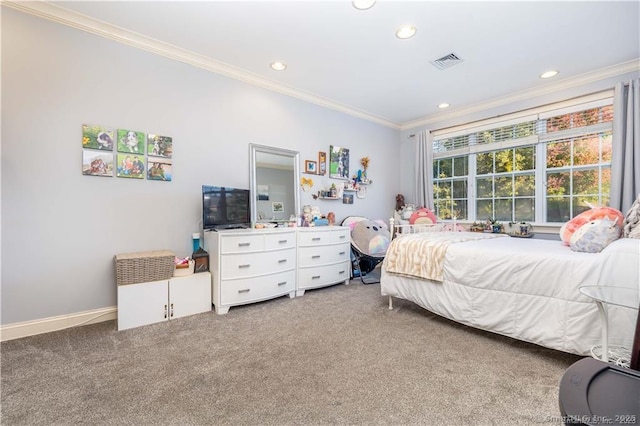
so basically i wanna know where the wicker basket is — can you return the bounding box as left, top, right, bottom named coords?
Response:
left=114, top=250, right=175, bottom=286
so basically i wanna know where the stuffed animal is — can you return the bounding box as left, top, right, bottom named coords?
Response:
left=559, top=206, right=624, bottom=245
left=311, top=206, right=322, bottom=221
left=570, top=217, right=621, bottom=253
left=395, top=194, right=406, bottom=212
left=351, top=220, right=390, bottom=256
left=327, top=212, right=336, bottom=226
left=302, top=205, right=313, bottom=227
left=409, top=208, right=437, bottom=225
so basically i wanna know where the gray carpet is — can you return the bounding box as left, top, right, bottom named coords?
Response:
left=1, top=281, right=580, bottom=425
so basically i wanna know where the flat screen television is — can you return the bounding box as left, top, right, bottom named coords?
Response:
left=202, top=185, right=251, bottom=230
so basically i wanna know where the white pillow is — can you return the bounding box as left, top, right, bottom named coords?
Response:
left=570, top=217, right=621, bottom=253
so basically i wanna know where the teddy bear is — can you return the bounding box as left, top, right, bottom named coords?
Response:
left=395, top=194, right=406, bottom=212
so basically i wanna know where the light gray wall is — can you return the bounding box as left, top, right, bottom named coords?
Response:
left=1, top=8, right=400, bottom=325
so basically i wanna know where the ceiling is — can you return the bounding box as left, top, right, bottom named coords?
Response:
left=11, top=1, right=640, bottom=129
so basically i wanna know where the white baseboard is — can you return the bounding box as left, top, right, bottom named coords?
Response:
left=0, top=306, right=117, bottom=342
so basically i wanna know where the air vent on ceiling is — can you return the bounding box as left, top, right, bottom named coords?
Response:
left=431, top=52, right=463, bottom=70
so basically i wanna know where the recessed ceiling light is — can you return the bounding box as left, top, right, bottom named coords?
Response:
left=539, top=70, right=558, bottom=79
left=438, top=103, right=450, bottom=109
left=270, top=62, right=287, bottom=71
left=395, top=25, right=417, bottom=40
left=352, top=0, right=375, bottom=10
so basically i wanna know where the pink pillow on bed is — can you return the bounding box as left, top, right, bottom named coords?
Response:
left=559, top=206, right=624, bottom=245
left=409, top=208, right=437, bottom=225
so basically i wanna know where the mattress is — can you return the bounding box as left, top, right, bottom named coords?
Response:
left=381, top=235, right=640, bottom=355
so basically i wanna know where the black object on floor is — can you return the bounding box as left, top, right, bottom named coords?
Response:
left=558, top=357, right=640, bottom=425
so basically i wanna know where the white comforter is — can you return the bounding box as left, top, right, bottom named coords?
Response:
left=381, top=235, right=640, bottom=355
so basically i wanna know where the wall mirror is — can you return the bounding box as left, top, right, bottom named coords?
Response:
left=249, top=144, right=300, bottom=225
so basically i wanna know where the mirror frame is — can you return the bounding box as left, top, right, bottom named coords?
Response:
left=249, top=143, right=300, bottom=225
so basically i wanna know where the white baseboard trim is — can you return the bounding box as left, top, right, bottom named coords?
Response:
left=0, top=306, right=117, bottom=342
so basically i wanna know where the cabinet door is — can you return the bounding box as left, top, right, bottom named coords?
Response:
left=117, top=280, right=168, bottom=330
left=169, top=272, right=212, bottom=319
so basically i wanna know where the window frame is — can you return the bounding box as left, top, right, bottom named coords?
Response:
left=431, top=91, right=614, bottom=225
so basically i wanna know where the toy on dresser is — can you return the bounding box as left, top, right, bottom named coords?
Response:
left=301, top=205, right=329, bottom=226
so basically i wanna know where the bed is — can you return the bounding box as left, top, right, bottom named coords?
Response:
left=380, top=229, right=640, bottom=356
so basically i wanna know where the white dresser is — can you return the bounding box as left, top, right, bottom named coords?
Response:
left=297, top=227, right=351, bottom=296
left=205, top=228, right=297, bottom=314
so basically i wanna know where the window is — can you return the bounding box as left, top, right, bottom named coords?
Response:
left=433, top=156, right=468, bottom=219
left=432, top=93, right=613, bottom=224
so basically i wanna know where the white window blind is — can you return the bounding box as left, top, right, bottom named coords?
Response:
left=433, top=91, right=614, bottom=157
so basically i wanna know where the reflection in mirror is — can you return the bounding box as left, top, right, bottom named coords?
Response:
left=249, top=144, right=300, bottom=225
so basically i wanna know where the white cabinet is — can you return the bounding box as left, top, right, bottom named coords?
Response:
left=117, top=272, right=212, bottom=330
left=296, top=227, right=350, bottom=296
left=205, top=228, right=297, bottom=315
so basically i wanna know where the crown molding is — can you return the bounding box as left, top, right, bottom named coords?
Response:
left=5, top=1, right=637, bottom=133
left=400, top=59, right=640, bottom=131
left=3, top=0, right=401, bottom=130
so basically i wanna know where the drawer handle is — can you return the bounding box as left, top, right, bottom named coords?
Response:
left=164, top=304, right=168, bottom=319
left=339, top=235, right=346, bottom=239
left=238, top=242, right=251, bottom=247
left=338, top=270, right=346, bottom=274
left=277, top=281, right=287, bottom=286
left=278, top=240, right=288, bottom=244
left=312, top=255, right=321, bottom=259
left=238, top=264, right=251, bottom=269
left=278, top=259, right=287, bottom=263
left=238, top=289, right=250, bottom=294
left=170, top=303, right=174, bottom=318
left=312, top=275, right=321, bottom=280
left=312, top=237, right=321, bottom=241
left=338, top=251, right=346, bottom=255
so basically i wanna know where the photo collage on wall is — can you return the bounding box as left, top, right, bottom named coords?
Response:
left=81, top=124, right=172, bottom=181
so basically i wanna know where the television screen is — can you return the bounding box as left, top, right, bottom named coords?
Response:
left=202, top=186, right=250, bottom=230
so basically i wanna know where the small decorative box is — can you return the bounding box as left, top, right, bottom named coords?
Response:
left=505, top=222, right=534, bottom=238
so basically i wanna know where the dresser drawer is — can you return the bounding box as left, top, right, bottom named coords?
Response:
left=298, top=231, right=333, bottom=246
left=331, top=229, right=350, bottom=244
left=265, top=231, right=296, bottom=250
left=221, top=234, right=264, bottom=253
left=298, top=244, right=350, bottom=267
left=221, top=248, right=295, bottom=279
left=298, top=261, right=350, bottom=288
left=220, top=270, right=296, bottom=305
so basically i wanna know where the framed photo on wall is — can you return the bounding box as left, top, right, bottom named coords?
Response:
left=82, top=150, right=113, bottom=177
left=305, top=160, right=317, bottom=174
left=82, top=124, right=114, bottom=151
left=318, top=152, right=327, bottom=175
left=329, top=145, right=349, bottom=180
left=117, top=129, right=145, bottom=154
